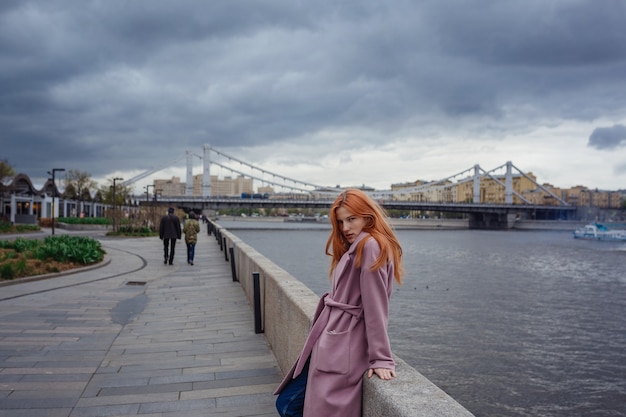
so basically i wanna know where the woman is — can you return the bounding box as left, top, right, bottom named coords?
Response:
left=183, top=211, right=200, bottom=265
left=275, top=189, right=404, bottom=417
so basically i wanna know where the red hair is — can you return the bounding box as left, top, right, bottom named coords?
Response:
left=325, top=189, right=404, bottom=284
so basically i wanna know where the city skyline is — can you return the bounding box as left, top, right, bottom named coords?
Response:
left=5, top=155, right=624, bottom=197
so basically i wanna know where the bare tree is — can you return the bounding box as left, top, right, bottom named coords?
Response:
left=65, top=170, right=97, bottom=217
left=99, top=179, right=134, bottom=231
left=0, top=160, right=16, bottom=220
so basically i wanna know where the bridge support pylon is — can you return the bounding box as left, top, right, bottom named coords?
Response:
left=468, top=212, right=518, bottom=229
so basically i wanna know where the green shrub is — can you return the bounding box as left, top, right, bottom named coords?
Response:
left=11, top=238, right=40, bottom=253
left=115, top=226, right=155, bottom=236
left=14, top=258, right=27, bottom=276
left=1, top=235, right=105, bottom=280
left=1, top=236, right=105, bottom=266
left=34, top=235, right=105, bottom=264
left=57, top=217, right=110, bottom=225
left=0, top=263, right=14, bottom=280
left=15, top=224, right=40, bottom=232
left=0, top=221, right=40, bottom=234
left=0, top=221, right=12, bottom=233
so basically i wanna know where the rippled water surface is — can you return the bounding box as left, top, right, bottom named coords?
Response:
left=219, top=221, right=626, bottom=417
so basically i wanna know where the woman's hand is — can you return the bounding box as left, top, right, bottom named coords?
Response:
left=367, top=368, right=396, bottom=380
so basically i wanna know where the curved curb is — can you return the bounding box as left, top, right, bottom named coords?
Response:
left=0, top=255, right=112, bottom=288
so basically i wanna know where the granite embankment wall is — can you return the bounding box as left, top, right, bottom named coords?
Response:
left=215, top=216, right=585, bottom=231
left=209, top=220, right=475, bottom=417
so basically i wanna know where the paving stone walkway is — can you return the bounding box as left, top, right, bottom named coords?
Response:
left=0, top=227, right=281, bottom=417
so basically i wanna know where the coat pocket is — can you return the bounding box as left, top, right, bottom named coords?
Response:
left=315, top=329, right=350, bottom=375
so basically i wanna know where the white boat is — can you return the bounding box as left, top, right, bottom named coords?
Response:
left=573, top=223, right=626, bottom=241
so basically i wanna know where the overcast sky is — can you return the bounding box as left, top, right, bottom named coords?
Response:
left=2, top=0, right=625, bottom=194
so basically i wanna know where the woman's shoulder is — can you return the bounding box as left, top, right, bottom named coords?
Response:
left=360, top=233, right=381, bottom=253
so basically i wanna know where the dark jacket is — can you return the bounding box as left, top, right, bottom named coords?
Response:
left=159, top=213, right=181, bottom=240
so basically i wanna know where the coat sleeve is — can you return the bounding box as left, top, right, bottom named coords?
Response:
left=174, top=217, right=182, bottom=239
left=359, top=238, right=395, bottom=370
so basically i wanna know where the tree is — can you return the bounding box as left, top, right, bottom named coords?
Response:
left=99, top=179, right=134, bottom=232
left=0, top=160, right=14, bottom=184
left=65, top=170, right=97, bottom=216
left=0, top=160, right=16, bottom=219
left=98, top=180, right=133, bottom=206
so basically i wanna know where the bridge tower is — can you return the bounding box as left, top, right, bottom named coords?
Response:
left=505, top=161, right=513, bottom=204
left=203, top=144, right=211, bottom=197
left=473, top=164, right=481, bottom=203
left=186, top=150, right=193, bottom=196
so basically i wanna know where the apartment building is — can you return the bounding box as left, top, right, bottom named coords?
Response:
left=154, top=177, right=185, bottom=197
left=392, top=173, right=623, bottom=209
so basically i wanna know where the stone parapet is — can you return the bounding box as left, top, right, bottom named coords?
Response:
left=212, top=220, right=475, bottom=417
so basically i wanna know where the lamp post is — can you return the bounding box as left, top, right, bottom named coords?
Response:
left=145, top=184, right=154, bottom=202
left=112, top=177, right=123, bottom=232
left=47, top=168, right=65, bottom=235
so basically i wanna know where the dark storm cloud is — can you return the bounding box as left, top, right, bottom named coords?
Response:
left=1, top=0, right=625, bottom=186
left=430, top=0, right=626, bottom=67
left=588, top=124, right=626, bottom=150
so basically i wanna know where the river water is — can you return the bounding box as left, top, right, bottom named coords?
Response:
left=216, top=220, right=626, bottom=417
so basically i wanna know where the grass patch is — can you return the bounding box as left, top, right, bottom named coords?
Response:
left=107, top=226, right=158, bottom=237
left=0, top=221, right=40, bottom=234
left=57, top=217, right=110, bottom=225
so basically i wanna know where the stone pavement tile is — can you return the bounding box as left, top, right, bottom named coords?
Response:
left=137, top=398, right=216, bottom=414
left=181, top=382, right=278, bottom=401
left=216, top=391, right=277, bottom=409
left=80, top=374, right=150, bottom=398
left=0, top=381, right=86, bottom=391
left=138, top=398, right=278, bottom=416
left=0, top=409, right=73, bottom=417
left=192, top=373, right=280, bottom=391
left=147, top=371, right=216, bottom=385
left=21, top=373, right=92, bottom=382
left=0, top=366, right=97, bottom=375
left=99, top=381, right=193, bottom=396
left=68, top=403, right=140, bottom=417
left=216, top=366, right=280, bottom=380
left=0, top=397, right=77, bottom=409
left=99, top=350, right=182, bottom=366
left=5, top=389, right=81, bottom=399
left=75, top=392, right=180, bottom=407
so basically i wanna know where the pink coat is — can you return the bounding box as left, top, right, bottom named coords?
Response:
left=275, top=232, right=395, bottom=417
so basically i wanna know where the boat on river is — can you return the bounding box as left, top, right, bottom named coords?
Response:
left=573, top=223, right=626, bottom=241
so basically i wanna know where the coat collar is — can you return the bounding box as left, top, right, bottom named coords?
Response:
left=333, top=231, right=370, bottom=285
left=347, top=231, right=370, bottom=253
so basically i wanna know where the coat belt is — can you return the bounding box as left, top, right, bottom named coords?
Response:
left=293, top=294, right=362, bottom=376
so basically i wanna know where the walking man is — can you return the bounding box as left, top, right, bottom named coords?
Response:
left=159, top=207, right=181, bottom=265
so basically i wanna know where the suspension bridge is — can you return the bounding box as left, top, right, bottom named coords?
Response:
left=126, top=145, right=577, bottom=229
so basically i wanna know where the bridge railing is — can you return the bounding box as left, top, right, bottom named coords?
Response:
left=209, top=220, right=475, bottom=417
